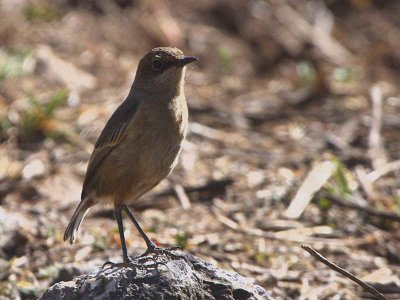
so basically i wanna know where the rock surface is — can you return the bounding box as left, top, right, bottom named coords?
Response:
left=0, top=207, right=30, bottom=260
left=40, top=251, right=273, bottom=300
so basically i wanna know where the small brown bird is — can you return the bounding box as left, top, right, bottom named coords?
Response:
left=64, top=47, right=197, bottom=265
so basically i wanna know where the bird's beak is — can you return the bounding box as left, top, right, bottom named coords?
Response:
left=175, top=56, right=198, bottom=67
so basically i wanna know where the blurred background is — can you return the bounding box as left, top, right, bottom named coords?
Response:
left=0, top=0, right=400, bottom=299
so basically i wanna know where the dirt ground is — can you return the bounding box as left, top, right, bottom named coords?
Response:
left=0, top=0, right=400, bottom=299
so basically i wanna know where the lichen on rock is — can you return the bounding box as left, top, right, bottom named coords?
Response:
left=40, top=252, right=273, bottom=300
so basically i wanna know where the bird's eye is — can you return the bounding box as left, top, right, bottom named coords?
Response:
left=152, top=59, right=163, bottom=71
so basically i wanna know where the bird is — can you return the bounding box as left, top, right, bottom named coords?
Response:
left=63, top=47, right=197, bottom=266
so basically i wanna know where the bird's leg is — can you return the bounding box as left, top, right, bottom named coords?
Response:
left=123, top=205, right=184, bottom=261
left=122, top=205, right=158, bottom=252
left=116, top=208, right=132, bottom=264
left=102, top=208, right=134, bottom=268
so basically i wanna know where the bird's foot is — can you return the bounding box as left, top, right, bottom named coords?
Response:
left=139, top=245, right=188, bottom=263
left=101, top=261, right=125, bottom=269
left=101, top=247, right=188, bottom=271
left=102, top=257, right=143, bottom=269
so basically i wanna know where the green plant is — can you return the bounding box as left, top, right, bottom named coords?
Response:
left=17, top=281, right=40, bottom=300
left=174, top=231, right=190, bottom=249
left=0, top=49, right=32, bottom=81
left=393, top=195, right=400, bottom=214
left=296, top=61, right=316, bottom=88
left=19, top=90, right=68, bottom=141
left=332, top=67, right=355, bottom=83
left=331, top=158, right=351, bottom=196
left=93, top=234, right=109, bottom=252
left=317, top=197, right=332, bottom=211
left=254, top=251, right=270, bottom=264
left=23, top=3, right=59, bottom=22
left=0, top=112, right=12, bottom=141
left=217, top=47, right=233, bottom=72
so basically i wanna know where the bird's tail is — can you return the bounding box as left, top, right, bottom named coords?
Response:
left=64, top=197, right=93, bottom=244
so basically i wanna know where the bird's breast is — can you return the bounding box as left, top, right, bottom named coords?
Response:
left=168, top=93, right=188, bottom=136
left=125, top=94, right=187, bottom=172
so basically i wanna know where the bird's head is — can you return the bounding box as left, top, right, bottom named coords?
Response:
left=132, top=47, right=197, bottom=98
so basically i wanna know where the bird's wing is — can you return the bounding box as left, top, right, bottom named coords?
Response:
left=81, top=95, right=140, bottom=199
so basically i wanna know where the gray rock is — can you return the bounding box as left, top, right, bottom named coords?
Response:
left=40, top=252, right=273, bottom=300
left=0, top=207, right=29, bottom=260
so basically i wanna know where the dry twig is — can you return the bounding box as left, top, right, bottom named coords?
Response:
left=368, top=85, right=388, bottom=170
left=212, top=208, right=376, bottom=246
left=172, top=184, right=191, bottom=210
left=132, top=178, right=234, bottom=210
left=272, top=1, right=353, bottom=64
left=301, top=244, right=388, bottom=300
left=157, top=178, right=234, bottom=197
left=285, top=160, right=336, bottom=219
left=366, top=159, right=400, bottom=182
left=355, top=166, right=379, bottom=200
left=326, top=195, right=400, bottom=223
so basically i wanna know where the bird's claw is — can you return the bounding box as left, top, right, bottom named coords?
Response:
left=139, top=245, right=188, bottom=263
left=101, top=246, right=187, bottom=270
left=101, top=257, right=141, bottom=269
left=101, top=260, right=122, bottom=269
